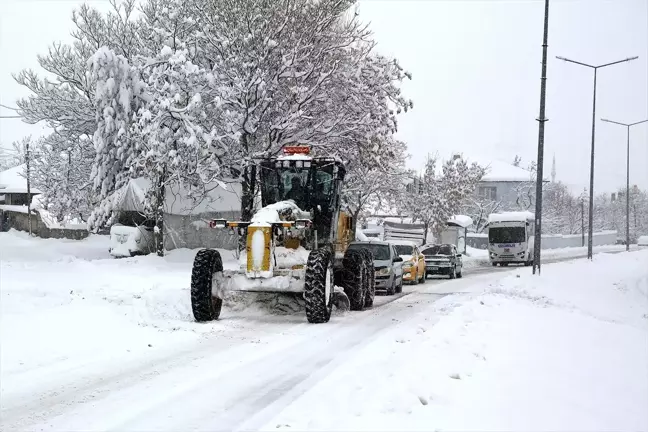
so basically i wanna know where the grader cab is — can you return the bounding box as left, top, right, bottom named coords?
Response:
left=190, top=146, right=375, bottom=323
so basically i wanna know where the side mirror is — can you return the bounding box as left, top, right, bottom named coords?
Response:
left=457, top=253, right=462, bottom=257
left=393, top=256, right=403, bottom=263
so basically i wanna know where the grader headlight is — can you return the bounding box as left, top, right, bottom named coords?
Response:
left=209, top=219, right=227, bottom=229
left=294, top=219, right=311, bottom=229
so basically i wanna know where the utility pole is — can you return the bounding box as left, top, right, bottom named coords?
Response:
left=532, top=0, right=550, bottom=275
left=601, top=118, right=648, bottom=251
left=556, top=55, right=638, bottom=259
left=581, top=194, right=585, bottom=247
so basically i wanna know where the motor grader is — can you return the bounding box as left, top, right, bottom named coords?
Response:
left=190, top=146, right=375, bottom=323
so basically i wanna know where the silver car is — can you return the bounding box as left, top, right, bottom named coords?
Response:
left=348, top=241, right=404, bottom=295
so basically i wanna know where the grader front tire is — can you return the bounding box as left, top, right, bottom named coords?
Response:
left=304, top=248, right=334, bottom=324
left=190, top=249, right=224, bottom=322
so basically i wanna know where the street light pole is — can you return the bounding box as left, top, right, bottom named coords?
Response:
left=601, top=118, right=648, bottom=251
left=555, top=55, right=638, bottom=259
left=532, top=0, right=550, bottom=275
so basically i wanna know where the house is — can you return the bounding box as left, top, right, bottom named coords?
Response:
left=405, top=157, right=536, bottom=211
left=0, top=164, right=41, bottom=205
left=474, top=159, right=535, bottom=211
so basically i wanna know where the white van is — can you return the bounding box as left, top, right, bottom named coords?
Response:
left=486, top=211, right=535, bottom=266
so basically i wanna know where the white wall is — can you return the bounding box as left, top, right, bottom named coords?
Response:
left=467, top=230, right=618, bottom=250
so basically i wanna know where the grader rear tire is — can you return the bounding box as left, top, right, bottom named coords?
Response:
left=359, top=249, right=375, bottom=308
left=190, top=249, right=224, bottom=322
left=342, top=249, right=366, bottom=311
left=304, top=248, right=334, bottom=324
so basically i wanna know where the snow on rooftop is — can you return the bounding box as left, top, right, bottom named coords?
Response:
left=480, top=159, right=534, bottom=182
left=411, top=153, right=537, bottom=183
left=0, top=165, right=42, bottom=194
left=447, top=215, right=473, bottom=228
left=488, top=211, right=535, bottom=224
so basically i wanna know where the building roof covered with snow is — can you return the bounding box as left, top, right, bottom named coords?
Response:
left=0, top=165, right=42, bottom=194
left=114, top=177, right=241, bottom=216
left=479, top=159, right=533, bottom=182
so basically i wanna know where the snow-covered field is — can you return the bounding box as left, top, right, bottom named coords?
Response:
left=1, top=230, right=647, bottom=431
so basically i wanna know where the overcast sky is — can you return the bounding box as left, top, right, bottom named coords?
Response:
left=1, top=0, right=647, bottom=194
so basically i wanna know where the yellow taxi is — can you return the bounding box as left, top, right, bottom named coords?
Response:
left=389, top=240, right=426, bottom=285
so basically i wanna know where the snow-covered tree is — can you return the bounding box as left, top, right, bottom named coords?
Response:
left=408, top=154, right=484, bottom=239
left=514, top=160, right=536, bottom=211
left=14, top=0, right=413, bottom=248
left=342, top=137, right=409, bottom=229
left=186, top=0, right=412, bottom=219
left=465, top=196, right=502, bottom=233
left=29, top=133, right=95, bottom=222
left=86, top=47, right=148, bottom=230
left=0, top=145, right=22, bottom=171
left=13, top=0, right=143, bottom=221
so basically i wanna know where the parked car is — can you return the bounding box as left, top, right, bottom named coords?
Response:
left=347, top=241, right=404, bottom=295
left=109, top=223, right=155, bottom=258
left=638, top=235, right=648, bottom=247
left=388, top=240, right=426, bottom=285
left=420, top=243, right=463, bottom=279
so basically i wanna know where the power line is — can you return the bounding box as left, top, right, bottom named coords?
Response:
left=0, top=104, right=19, bottom=111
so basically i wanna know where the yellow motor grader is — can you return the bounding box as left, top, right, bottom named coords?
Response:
left=190, top=146, right=375, bottom=323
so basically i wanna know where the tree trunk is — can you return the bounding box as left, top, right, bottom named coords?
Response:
left=25, top=141, right=32, bottom=236
left=154, top=169, right=166, bottom=257
left=423, top=222, right=429, bottom=245
left=241, top=163, right=256, bottom=222
left=351, top=209, right=361, bottom=239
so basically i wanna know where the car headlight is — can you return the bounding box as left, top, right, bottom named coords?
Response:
left=402, top=262, right=413, bottom=270
left=376, top=267, right=391, bottom=276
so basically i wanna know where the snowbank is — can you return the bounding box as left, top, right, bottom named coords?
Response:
left=263, top=250, right=648, bottom=431
left=0, top=230, right=239, bottom=382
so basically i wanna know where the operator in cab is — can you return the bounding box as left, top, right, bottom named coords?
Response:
left=285, top=176, right=306, bottom=204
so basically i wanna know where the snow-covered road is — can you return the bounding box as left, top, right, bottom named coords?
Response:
left=1, top=231, right=646, bottom=431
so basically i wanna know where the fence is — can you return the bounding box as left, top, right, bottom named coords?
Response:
left=467, top=230, right=618, bottom=250
left=0, top=208, right=88, bottom=240
left=164, top=211, right=241, bottom=250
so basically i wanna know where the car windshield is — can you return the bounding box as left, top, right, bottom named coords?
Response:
left=393, top=244, right=413, bottom=256
left=422, top=245, right=452, bottom=256
left=489, top=227, right=526, bottom=243
left=349, top=244, right=391, bottom=261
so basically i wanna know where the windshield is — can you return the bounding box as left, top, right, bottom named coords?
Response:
left=422, top=245, right=452, bottom=256
left=259, top=163, right=335, bottom=212
left=348, top=244, right=391, bottom=261
left=393, top=245, right=413, bottom=256
left=489, top=227, right=526, bottom=243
